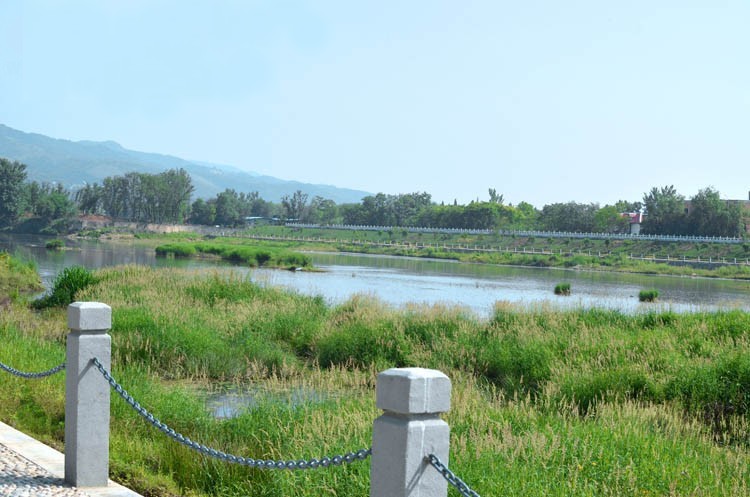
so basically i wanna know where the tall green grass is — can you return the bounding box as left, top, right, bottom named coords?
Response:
left=32, top=265, right=98, bottom=309
left=155, top=242, right=311, bottom=269
left=0, top=252, right=42, bottom=297
left=1, top=265, right=750, bottom=496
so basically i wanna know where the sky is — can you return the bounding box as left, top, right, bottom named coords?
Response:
left=1, top=1, right=749, bottom=207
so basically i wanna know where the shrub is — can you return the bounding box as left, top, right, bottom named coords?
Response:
left=33, top=266, right=98, bottom=308
left=638, top=289, right=659, bottom=302
left=554, top=282, right=571, bottom=296
left=44, top=239, right=64, bottom=250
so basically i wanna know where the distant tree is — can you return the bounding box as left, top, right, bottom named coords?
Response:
left=613, top=199, right=642, bottom=214
left=308, top=196, right=338, bottom=224
left=488, top=188, right=504, bottom=205
left=392, top=192, right=432, bottom=226
left=508, top=201, right=540, bottom=230
left=539, top=202, right=598, bottom=232
left=687, top=187, right=741, bottom=237
left=281, top=190, right=309, bottom=221
left=214, top=189, right=244, bottom=226
left=594, top=205, right=630, bottom=233
left=641, top=185, right=686, bottom=235
left=0, top=158, right=28, bottom=226
left=189, top=198, right=216, bottom=225
left=75, top=184, right=104, bottom=214
left=31, top=183, right=76, bottom=221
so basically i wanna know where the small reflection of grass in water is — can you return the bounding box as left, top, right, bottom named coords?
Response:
left=203, top=384, right=336, bottom=419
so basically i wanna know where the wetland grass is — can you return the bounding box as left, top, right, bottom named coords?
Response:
left=1, top=264, right=750, bottom=496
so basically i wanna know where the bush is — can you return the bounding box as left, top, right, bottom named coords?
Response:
left=638, top=289, right=659, bottom=302
left=44, top=239, right=64, bottom=250
left=33, top=266, right=98, bottom=309
left=554, top=282, right=571, bottom=296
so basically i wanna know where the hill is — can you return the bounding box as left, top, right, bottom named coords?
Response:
left=0, top=124, right=369, bottom=203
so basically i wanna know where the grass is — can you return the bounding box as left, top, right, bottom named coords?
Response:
left=0, top=252, right=42, bottom=298
left=237, top=225, right=750, bottom=280
left=44, top=239, right=64, bottom=250
left=554, top=282, right=571, bottom=296
left=639, top=289, right=660, bottom=303
left=155, top=242, right=311, bottom=270
left=32, top=265, right=98, bottom=309
left=1, top=263, right=750, bottom=495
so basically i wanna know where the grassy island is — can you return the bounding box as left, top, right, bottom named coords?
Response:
left=155, top=241, right=312, bottom=270
left=1, top=261, right=749, bottom=496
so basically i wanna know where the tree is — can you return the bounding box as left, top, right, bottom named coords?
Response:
left=0, top=158, right=28, bottom=226
left=641, top=185, right=686, bottom=235
left=687, top=187, right=741, bottom=237
left=308, top=196, right=338, bottom=224
left=214, top=189, right=243, bottom=226
left=281, top=190, right=309, bottom=221
left=594, top=205, right=630, bottom=233
left=488, top=188, right=504, bottom=205
left=539, top=202, right=598, bottom=232
left=189, top=198, right=216, bottom=225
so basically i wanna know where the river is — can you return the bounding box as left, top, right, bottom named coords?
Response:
left=3, top=234, right=750, bottom=317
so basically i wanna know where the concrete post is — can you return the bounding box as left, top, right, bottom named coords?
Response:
left=370, top=368, right=451, bottom=497
left=65, top=302, right=112, bottom=487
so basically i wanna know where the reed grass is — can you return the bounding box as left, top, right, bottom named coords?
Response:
left=639, top=289, right=660, bottom=302
left=1, top=264, right=750, bottom=496
left=155, top=242, right=311, bottom=269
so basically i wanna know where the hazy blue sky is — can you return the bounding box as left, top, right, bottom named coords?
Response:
left=2, top=1, right=748, bottom=206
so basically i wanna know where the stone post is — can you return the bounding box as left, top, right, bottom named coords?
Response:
left=65, top=302, right=112, bottom=487
left=370, top=368, right=451, bottom=497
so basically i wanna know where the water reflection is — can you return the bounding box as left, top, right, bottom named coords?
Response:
left=203, top=385, right=333, bottom=419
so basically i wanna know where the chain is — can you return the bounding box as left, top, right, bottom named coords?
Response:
left=0, top=361, right=65, bottom=379
left=427, top=454, right=482, bottom=497
left=91, top=358, right=371, bottom=470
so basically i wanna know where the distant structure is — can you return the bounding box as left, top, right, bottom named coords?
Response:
left=621, top=212, right=644, bottom=235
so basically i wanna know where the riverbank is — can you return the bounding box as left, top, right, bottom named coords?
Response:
left=0, top=252, right=41, bottom=298
left=1, top=260, right=749, bottom=496
left=97, top=226, right=750, bottom=280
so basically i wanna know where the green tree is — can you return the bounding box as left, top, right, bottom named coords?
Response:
left=308, top=196, right=338, bottom=224
left=594, top=205, right=630, bottom=233
left=641, top=185, right=686, bottom=235
left=687, top=187, right=741, bottom=237
left=281, top=190, right=310, bottom=221
left=0, top=158, right=28, bottom=226
left=189, top=198, right=216, bottom=225
left=214, top=189, right=243, bottom=226
left=539, top=202, right=598, bottom=232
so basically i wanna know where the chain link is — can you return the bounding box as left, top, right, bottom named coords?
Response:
left=0, top=361, right=65, bottom=379
left=91, top=357, right=371, bottom=470
left=427, top=454, right=482, bottom=497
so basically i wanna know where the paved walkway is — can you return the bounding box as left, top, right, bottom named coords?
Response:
left=0, top=422, right=142, bottom=497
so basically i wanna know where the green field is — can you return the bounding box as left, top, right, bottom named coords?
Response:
left=1, top=256, right=749, bottom=496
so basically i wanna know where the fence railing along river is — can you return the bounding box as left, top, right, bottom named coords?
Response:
left=0, top=302, right=481, bottom=497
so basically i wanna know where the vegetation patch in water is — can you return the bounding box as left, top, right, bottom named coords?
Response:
left=155, top=241, right=311, bottom=269
left=639, top=289, right=660, bottom=302
left=554, top=282, right=571, bottom=296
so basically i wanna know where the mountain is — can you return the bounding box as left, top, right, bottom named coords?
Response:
left=0, top=124, right=370, bottom=204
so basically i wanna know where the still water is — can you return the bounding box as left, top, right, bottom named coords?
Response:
left=3, top=234, right=750, bottom=317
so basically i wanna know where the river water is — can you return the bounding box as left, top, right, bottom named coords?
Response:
left=3, top=234, right=750, bottom=317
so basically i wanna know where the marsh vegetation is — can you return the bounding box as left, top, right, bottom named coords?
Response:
left=0, top=257, right=749, bottom=495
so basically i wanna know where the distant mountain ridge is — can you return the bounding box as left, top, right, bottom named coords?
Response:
left=0, top=124, right=370, bottom=203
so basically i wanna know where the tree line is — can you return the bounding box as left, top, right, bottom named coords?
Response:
left=0, top=157, right=746, bottom=237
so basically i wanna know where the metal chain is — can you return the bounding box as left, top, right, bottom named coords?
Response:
left=427, top=454, right=482, bottom=497
left=0, top=361, right=65, bottom=379
left=91, top=357, right=371, bottom=470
